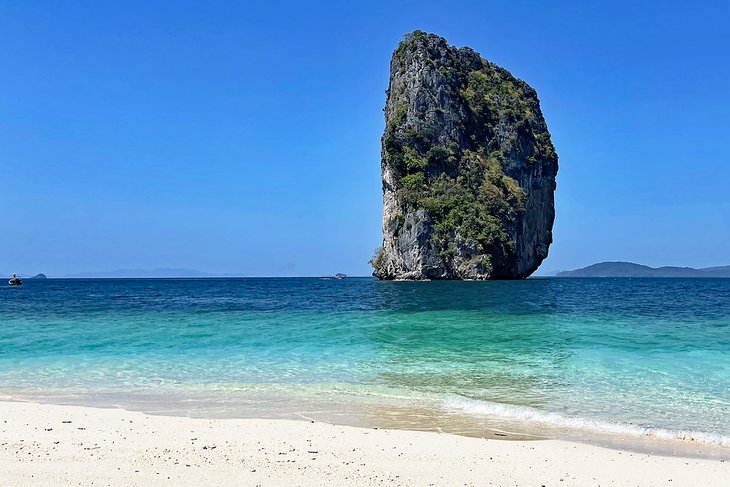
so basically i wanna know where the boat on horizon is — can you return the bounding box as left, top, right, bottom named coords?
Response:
left=320, top=273, right=347, bottom=280
left=8, top=274, right=23, bottom=286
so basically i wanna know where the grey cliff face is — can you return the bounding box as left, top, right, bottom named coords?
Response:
left=373, top=32, right=558, bottom=280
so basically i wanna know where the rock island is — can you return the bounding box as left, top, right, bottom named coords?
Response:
left=372, top=31, right=558, bottom=280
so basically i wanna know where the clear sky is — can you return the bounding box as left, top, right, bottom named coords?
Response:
left=2, top=1, right=729, bottom=277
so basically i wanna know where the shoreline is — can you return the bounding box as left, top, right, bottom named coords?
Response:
left=3, top=389, right=728, bottom=460
left=1, top=401, right=728, bottom=486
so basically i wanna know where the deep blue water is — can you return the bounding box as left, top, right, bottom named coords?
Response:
left=1, top=277, right=729, bottom=445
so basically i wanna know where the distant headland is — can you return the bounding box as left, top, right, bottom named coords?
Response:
left=556, top=262, right=730, bottom=278
left=64, top=268, right=213, bottom=278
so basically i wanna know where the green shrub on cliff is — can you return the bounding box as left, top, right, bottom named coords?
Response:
left=368, top=247, right=385, bottom=271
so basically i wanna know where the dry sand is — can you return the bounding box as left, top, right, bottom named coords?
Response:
left=1, top=401, right=727, bottom=486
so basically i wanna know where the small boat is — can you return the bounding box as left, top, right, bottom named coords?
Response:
left=8, top=275, right=22, bottom=286
left=320, top=273, right=347, bottom=280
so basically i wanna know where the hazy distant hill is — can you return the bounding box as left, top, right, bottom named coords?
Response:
left=65, top=268, right=213, bottom=278
left=557, top=262, right=730, bottom=277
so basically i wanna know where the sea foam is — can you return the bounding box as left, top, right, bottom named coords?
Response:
left=443, top=395, right=730, bottom=448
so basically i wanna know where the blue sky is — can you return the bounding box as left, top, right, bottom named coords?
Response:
left=2, top=1, right=728, bottom=276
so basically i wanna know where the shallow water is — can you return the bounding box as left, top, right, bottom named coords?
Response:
left=1, top=277, right=729, bottom=449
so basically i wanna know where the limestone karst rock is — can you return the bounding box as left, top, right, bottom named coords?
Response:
left=372, top=31, right=558, bottom=280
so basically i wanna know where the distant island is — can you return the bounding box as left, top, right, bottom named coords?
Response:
left=30, top=273, right=47, bottom=279
left=557, top=262, right=730, bottom=278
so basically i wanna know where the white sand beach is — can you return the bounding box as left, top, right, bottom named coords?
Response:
left=1, top=401, right=727, bottom=486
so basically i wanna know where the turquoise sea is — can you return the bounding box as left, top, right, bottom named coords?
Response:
left=1, top=278, right=729, bottom=449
